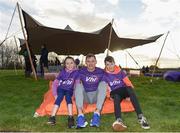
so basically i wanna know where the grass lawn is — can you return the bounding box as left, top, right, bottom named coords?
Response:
left=0, top=70, right=180, bottom=132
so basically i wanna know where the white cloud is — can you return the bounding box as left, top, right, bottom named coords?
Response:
left=137, top=0, right=180, bottom=59
left=141, top=0, right=180, bottom=30
left=23, top=0, right=110, bottom=31
left=107, top=0, right=119, bottom=5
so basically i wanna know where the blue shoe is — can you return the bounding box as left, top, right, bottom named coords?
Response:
left=76, top=115, right=88, bottom=128
left=90, top=113, right=100, bottom=127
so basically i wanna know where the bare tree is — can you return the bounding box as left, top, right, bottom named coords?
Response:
left=0, top=39, right=23, bottom=69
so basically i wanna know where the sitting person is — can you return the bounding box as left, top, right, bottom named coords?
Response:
left=75, top=53, right=107, bottom=128
left=47, top=56, right=78, bottom=128
left=103, top=56, right=150, bottom=131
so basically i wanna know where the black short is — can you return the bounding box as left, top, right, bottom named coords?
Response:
left=110, top=87, right=131, bottom=99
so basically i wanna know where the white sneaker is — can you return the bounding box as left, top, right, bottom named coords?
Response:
left=112, top=119, right=127, bottom=131
left=138, top=116, right=150, bottom=129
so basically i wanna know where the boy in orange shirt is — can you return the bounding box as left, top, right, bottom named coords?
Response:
left=103, top=56, right=150, bottom=131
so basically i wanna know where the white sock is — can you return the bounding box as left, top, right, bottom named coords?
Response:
left=94, top=112, right=100, bottom=116
left=78, top=114, right=84, bottom=117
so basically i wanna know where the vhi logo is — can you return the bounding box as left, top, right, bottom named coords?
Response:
left=86, top=75, right=98, bottom=82
left=109, top=79, right=121, bottom=86
left=60, top=78, right=74, bottom=85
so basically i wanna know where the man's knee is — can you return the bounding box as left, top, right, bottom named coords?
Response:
left=74, top=83, right=85, bottom=108
left=74, top=83, right=84, bottom=94
left=98, top=81, right=107, bottom=92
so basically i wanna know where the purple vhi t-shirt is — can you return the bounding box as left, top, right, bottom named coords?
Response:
left=56, top=69, right=78, bottom=91
left=78, top=67, right=104, bottom=92
left=103, top=70, right=127, bottom=91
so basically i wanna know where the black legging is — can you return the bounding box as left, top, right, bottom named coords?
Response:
left=110, top=87, right=142, bottom=119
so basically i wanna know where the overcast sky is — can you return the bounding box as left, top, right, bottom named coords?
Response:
left=0, top=0, right=180, bottom=68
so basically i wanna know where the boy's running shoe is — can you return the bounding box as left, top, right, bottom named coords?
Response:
left=112, top=118, right=127, bottom=131
left=138, top=116, right=150, bottom=129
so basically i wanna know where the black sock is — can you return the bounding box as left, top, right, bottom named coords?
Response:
left=138, top=114, right=143, bottom=119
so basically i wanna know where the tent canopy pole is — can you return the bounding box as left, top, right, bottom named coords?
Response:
left=151, top=31, right=170, bottom=81
left=106, top=18, right=114, bottom=56
left=125, top=50, right=141, bottom=69
left=17, top=2, right=37, bottom=80
left=0, top=5, right=17, bottom=47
